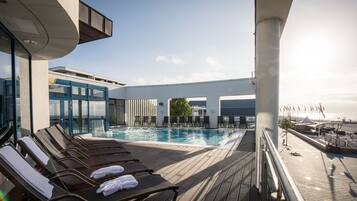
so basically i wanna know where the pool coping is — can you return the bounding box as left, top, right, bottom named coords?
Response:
left=80, top=129, right=249, bottom=150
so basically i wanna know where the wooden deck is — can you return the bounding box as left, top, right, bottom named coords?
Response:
left=121, top=131, right=259, bottom=201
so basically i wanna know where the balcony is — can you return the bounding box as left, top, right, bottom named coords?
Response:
left=79, top=1, right=113, bottom=44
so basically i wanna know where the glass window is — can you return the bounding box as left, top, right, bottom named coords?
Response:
left=89, top=101, right=106, bottom=118
left=0, top=29, right=13, bottom=132
left=91, top=10, right=104, bottom=31
left=15, top=39, right=31, bottom=137
left=73, top=100, right=88, bottom=134
left=49, top=100, right=60, bottom=125
left=91, top=89, right=104, bottom=98
left=79, top=2, right=89, bottom=24
left=109, top=99, right=125, bottom=125
left=49, top=84, right=69, bottom=94
left=72, top=86, right=79, bottom=95
left=105, top=18, right=112, bottom=35
left=72, top=86, right=87, bottom=96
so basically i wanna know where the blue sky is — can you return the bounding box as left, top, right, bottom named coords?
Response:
left=50, top=0, right=254, bottom=85
left=50, top=0, right=357, bottom=120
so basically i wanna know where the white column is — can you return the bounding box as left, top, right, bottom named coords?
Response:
left=255, top=17, right=281, bottom=186
left=19, top=58, right=31, bottom=135
left=206, top=95, right=220, bottom=128
left=31, top=60, right=50, bottom=132
left=156, top=97, right=169, bottom=127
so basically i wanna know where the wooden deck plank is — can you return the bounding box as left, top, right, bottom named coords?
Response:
left=118, top=131, right=258, bottom=201
left=225, top=155, right=248, bottom=201
left=178, top=149, right=224, bottom=201
left=238, top=154, right=255, bottom=201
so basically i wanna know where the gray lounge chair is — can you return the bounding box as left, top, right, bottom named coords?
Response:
left=0, top=144, right=179, bottom=201
left=17, top=136, right=152, bottom=190
left=34, top=129, right=139, bottom=168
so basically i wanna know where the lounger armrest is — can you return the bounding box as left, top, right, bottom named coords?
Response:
left=50, top=172, right=96, bottom=188
left=70, top=140, right=89, bottom=151
left=75, top=136, right=90, bottom=145
left=57, top=156, right=90, bottom=169
left=63, top=147, right=89, bottom=159
left=49, top=169, right=99, bottom=185
left=50, top=193, right=88, bottom=201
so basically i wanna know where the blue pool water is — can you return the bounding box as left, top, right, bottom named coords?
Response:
left=105, top=128, right=243, bottom=146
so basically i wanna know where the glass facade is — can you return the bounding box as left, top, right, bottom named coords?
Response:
left=49, top=79, right=109, bottom=135
left=109, top=99, right=125, bottom=126
left=0, top=23, right=32, bottom=143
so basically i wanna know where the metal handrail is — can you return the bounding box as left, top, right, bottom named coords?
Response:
left=261, top=128, right=304, bottom=201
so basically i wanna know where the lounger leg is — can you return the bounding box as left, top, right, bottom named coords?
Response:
left=172, top=189, right=179, bottom=201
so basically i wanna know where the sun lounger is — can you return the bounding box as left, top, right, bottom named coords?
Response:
left=54, top=124, right=122, bottom=148
left=47, top=126, right=128, bottom=157
left=33, top=130, right=139, bottom=168
left=0, top=145, right=179, bottom=200
left=17, top=136, right=153, bottom=190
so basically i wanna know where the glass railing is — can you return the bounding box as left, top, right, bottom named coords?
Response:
left=79, top=1, right=113, bottom=43
left=260, top=128, right=304, bottom=201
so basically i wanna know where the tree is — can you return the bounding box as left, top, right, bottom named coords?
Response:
left=170, top=98, right=192, bottom=116
left=281, top=118, right=293, bottom=146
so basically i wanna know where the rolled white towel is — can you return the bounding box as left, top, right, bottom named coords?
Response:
left=96, top=175, right=139, bottom=196
left=90, top=165, right=124, bottom=179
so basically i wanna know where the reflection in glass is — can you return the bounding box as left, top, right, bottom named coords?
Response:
left=73, top=100, right=88, bottom=134
left=49, top=84, right=69, bottom=94
left=90, top=101, right=106, bottom=118
left=0, top=29, right=13, bottom=133
left=15, top=42, right=31, bottom=137
left=49, top=100, right=60, bottom=125
left=109, top=99, right=125, bottom=126
left=91, top=89, right=104, bottom=98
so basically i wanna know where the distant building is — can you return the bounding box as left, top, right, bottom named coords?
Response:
left=48, top=67, right=126, bottom=134
left=189, top=99, right=255, bottom=117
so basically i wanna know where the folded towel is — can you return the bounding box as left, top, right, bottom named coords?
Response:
left=90, top=165, right=124, bottom=179
left=96, top=175, right=138, bottom=196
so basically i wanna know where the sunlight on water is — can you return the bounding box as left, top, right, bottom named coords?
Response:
left=107, top=128, right=244, bottom=146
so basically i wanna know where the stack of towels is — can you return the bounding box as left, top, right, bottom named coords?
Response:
left=90, top=165, right=139, bottom=196
left=90, top=165, right=124, bottom=179
left=96, top=175, right=139, bottom=196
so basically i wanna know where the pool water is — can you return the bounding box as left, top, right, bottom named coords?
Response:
left=105, top=127, right=243, bottom=146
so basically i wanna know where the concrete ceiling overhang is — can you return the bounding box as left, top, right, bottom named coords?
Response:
left=0, top=0, right=79, bottom=60
left=255, top=0, right=293, bottom=36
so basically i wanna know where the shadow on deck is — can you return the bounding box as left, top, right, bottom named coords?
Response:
left=122, top=130, right=259, bottom=201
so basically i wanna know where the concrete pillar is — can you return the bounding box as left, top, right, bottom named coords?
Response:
left=156, top=97, right=169, bottom=127
left=31, top=60, right=50, bottom=132
left=255, top=18, right=281, bottom=186
left=19, top=58, right=31, bottom=136
left=206, top=95, right=220, bottom=128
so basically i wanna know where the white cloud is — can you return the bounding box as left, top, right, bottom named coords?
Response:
left=205, top=57, right=223, bottom=70
left=155, top=55, right=183, bottom=65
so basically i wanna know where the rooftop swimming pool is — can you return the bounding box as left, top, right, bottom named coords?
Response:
left=102, top=127, right=244, bottom=146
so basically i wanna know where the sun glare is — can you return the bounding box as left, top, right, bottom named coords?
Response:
left=290, top=33, right=335, bottom=74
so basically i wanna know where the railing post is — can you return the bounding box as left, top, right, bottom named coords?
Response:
left=261, top=135, right=267, bottom=201
left=277, top=184, right=283, bottom=201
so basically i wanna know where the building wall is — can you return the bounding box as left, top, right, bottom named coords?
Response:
left=110, top=78, right=255, bottom=128
left=110, top=78, right=254, bottom=100
left=126, top=99, right=157, bottom=126
left=49, top=71, right=122, bottom=90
